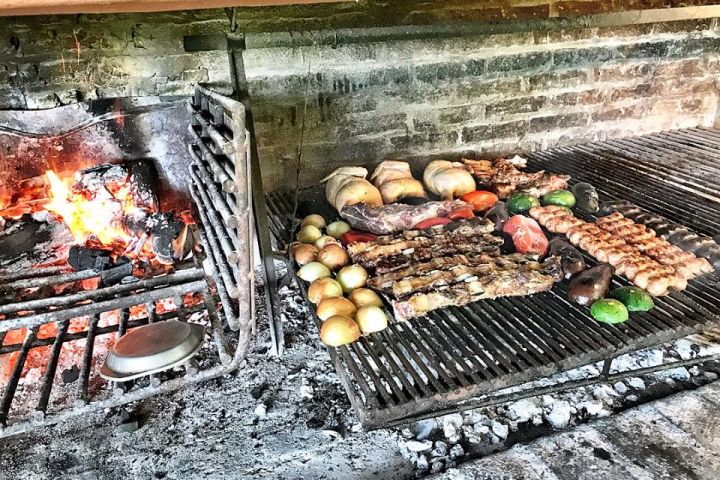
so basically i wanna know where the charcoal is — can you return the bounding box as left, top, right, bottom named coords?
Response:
left=100, top=261, right=133, bottom=286
left=61, top=365, right=80, bottom=384
left=68, top=245, right=112, bottom=271
left=147, top=212, right=191, bottom=265
left=73, top=160, right=158, bottom=213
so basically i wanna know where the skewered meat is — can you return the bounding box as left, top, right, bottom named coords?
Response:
left=529, top=206, right=683, bottom=296
left=462, top=157, right=569, bottom=199
left=391, top=256, right=561, bottom=321
left=600, top=200, right=720, bottom=272
left=340, top=199, right=470, bottom=235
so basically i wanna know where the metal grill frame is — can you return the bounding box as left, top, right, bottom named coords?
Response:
left=0, top=86, right=256, bottom=438
left=269, top=127, right=720, bottom=429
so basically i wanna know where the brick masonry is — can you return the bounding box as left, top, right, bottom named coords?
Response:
left=245, top=18, right=720, bottom=190
left=0, top=5, right=720, bottom=191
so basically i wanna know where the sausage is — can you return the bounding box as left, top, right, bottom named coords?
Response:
left=549, top=237, right=586, bottom=280
left=567, top=263, right=614, bottom=305
left=571, top=182, right=599, bottom=213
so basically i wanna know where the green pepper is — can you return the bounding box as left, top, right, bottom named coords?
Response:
left=590, top=299, right=629, bottom=324
left=610, top=286, right=654, bottom=312
left=507, top=192, right=541, bottom=215
left=542, top=190, right=576, bottom=208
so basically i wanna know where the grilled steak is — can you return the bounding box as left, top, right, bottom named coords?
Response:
left=340, top=200, right=470, bottom=235
left=463, top=157, right=569, bottom=199
left=392, top=256, right=561, bottom=321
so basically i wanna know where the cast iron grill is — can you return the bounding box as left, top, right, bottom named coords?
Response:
left=0, top=86, right=254, bottom=437
left=267, top=127, right=720, bottom=429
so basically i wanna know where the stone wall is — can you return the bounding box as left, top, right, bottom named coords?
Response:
left=246, top=18, right=720, bottom=190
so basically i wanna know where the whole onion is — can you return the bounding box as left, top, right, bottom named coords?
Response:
left=316, top=297, right=357, bottom=320
left=297, top=261, right=331, bottom=282
left=348, top=288, right=383, bottom=308
left=314, top=235, right=340, bottom=250
left=336, top=264, right=368, bottom=293
left=326, top=220, right=351, bottom=239
left=301, top=214, right=326, bottom=229
left=292, top=243, right=318, bottom=266
left=319, top=315, right=361, bottom=346
left=297, top=225, right=322, bottom=244
left=355, top=306, right=388, bottom=334
left=307, top=277, right=343, bottom=304
left=317, top=244, right=350, bottom=270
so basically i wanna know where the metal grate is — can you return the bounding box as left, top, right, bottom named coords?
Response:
left=0, top=86, right=255, bottom=437
left=267, top=127, right=720, bottom=429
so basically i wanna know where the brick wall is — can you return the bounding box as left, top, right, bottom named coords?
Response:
left=1, top=4, right=720, bottom=191
left=245, top=19, right=720, bottom=191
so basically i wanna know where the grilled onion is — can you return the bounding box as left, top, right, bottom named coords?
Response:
left=307, top=277, right=343, bottom=304
left=314, top=235, right=340, bottom=250
left=317, top=244, right=350, bottom=270
left=336, top=264, right=368, bottom=293
left=348, top=288, right=383, bottom=308
left=297, top=261, right=331, bottom=282
left=356, top=306, right=388, bottom=334
left=292, top=243, right=318, bottom=266
left=316, top=297, right=357, bottom=320
left=301, top=214, right=326, bottom=229
left=298, top=225, right=322, bottom=244
left=319, top=315, right=361, bottom=346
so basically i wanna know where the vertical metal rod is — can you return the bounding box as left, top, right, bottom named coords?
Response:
left=35, top=320, right=70, bottom=416
left=0, top=327, right=38, bottom=425
left=76, top=315, right=100, bottom=406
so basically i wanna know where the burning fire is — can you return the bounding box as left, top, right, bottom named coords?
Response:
left=45, top=170, right=135, bottom=247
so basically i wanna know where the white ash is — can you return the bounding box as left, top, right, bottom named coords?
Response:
left=544, top=400, right=572, bottom=429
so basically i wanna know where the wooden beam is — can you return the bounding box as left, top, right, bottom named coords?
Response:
left=0, top=0, right=349, bottom=16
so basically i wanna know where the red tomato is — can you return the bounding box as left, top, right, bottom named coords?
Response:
left=462, top=190, right=499, bottom=212
left=414, top=217, right=452, bottom=229
left=503, top=215, right=548, bottom=255
left=446, top=208, right=475, bottom=221
left=341, top=231, right=377, bottom=245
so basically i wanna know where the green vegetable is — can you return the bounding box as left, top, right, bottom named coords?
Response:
left=542, top=190, right=576, bottom=208
left=507, top=192, right=541, bottom=215
left=590, top=299, right=629, bottom=324
left=610, top=286, right=654, bottom=312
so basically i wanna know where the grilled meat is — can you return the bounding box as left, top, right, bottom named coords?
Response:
left=462, top=157, right=569, bottom=199
left=392, top=256, right=561, bottom=321
left=529, top=206, right=684, bottom=296
left=596, top=212, right=712, bottom=278
left=340, top=200, right=470, bottom=235
left=600, top=200, right=720, bottom=272
left=347, top=217, right=493, bottom=259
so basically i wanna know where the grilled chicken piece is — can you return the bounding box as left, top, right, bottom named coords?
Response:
left=391, top=256, right=561, bottom=321
left=462, top=158, right=569, bottom=199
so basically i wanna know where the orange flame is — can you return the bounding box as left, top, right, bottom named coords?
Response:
left=45, top=170, right=132, bottom=247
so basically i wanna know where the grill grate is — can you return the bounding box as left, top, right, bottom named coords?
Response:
left=268, top=127, right=720, bottom=429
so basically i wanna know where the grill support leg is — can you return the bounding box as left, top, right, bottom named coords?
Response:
left=601, top=358, right=613, bottom=378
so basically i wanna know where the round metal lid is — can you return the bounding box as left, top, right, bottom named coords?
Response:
left=100, top=320, right=205, bottom=382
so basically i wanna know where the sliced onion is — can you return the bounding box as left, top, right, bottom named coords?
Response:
left=301, top=214, right=326, bottom=229
left=319, top=315, right=361, bottom=346
left=336, top=264, right=368, bottom=293
left=326, top=220, right=351, bottom=239
left=297, top=261, right=331, bottom=282
left=297, top=225, right=322, bottom=244
left=348, top=288, right=383, bottom=308
left=316, top=297, right=357, bottom=320
left=355, top=306, right=388, bottom=334
left=307, top=277, right=343, bottom=304
left=317, top=244, right=350, bottom=270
